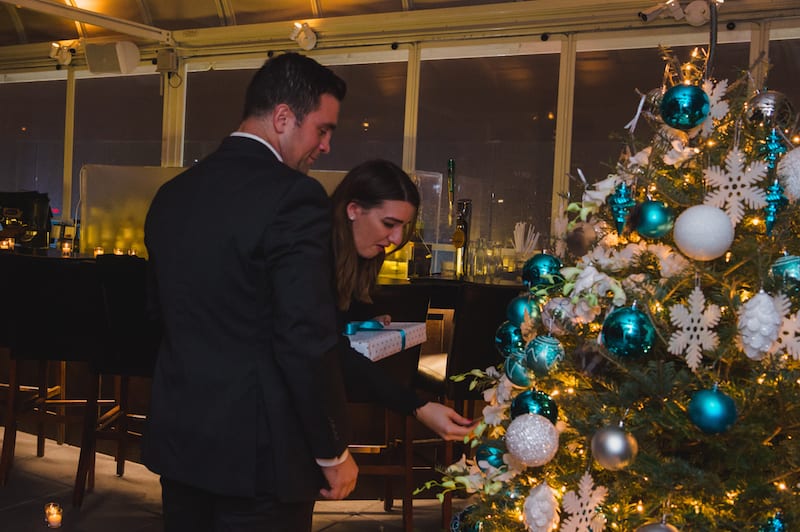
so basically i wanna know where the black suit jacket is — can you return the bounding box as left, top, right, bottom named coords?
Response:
left=143, top=136, right=350, bottom=501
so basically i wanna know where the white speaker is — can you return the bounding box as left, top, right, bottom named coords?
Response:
left=85, top=41, right=140, bottom=74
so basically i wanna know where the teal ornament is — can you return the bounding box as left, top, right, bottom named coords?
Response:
left=450, top=504, right=483, bottom=532
left=770, top=254, right=800, bottom=294
left=759, top=512, right=787, bottom=532
left=475, top=440, right=506, bottom=471
left=607, top=181, right=636, bottom=234
left=510, top=390, right=558, bottom=424
left=506, top=294, right=541, bottom=327
left=522, top=252, right=564, bottom=290
left=504, top=353, right=531, bottom=387
left=764, top=179, right=788, bottom=235
left=759, top=128, right=790, bottom=174
left=524, top=334, right=565, bottom=375
left=495, top=321, right=526, bottom=358
left=601, top=306, right=656, bottom=358
left=688, top=385, right=737, bottom=434
left=631, top=199, right=674, bottom=239
left=659, top=83, right=710, bottom=130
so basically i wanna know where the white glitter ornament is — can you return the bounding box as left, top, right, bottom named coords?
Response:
left=505, top=414, right=559, bottom=467
left=523, top=483, right=560, bottom=532
left=738, top=290, right=783, bottom=360
left=778, top=146, right=800, bottom=201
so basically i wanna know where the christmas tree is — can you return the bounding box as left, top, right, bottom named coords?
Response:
left=418, top=36, right=800, bottom=532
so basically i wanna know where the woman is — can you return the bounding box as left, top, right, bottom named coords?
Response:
left=332, top=159, right=474, bottom=441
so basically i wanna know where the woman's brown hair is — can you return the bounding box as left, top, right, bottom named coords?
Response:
left=331, top=159, right=420, bottom=310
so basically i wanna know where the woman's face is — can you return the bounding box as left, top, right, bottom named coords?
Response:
left=347, top=200, right=416, bottom=259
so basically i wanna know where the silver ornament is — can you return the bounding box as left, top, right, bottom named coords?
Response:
left=743, top=90, right=798, bottom=139
left=505, top=413, right=559, bottom=467
left=591, top=424, right=638, bottom=470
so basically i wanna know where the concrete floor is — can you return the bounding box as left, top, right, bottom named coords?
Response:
left=0, top=431, right=463, bottom=531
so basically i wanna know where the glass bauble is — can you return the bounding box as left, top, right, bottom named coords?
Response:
left=688, top=386, right=737, bottom=434
left=510, top=389, right=558, bottom=424
left=659, top=83, right=710, bottom=130
left=601, top=306, right=656, bottom=358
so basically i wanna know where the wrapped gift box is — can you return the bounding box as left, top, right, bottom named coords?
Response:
left=346, top=321, right=427, bottom=362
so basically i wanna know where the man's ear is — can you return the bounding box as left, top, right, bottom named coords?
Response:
left=272, top=103, right=293, bottom=133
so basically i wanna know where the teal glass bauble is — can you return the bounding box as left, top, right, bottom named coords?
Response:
left=510, top=389, right=558, bottom=424
left=601, top=306, right=655, bottom=358
left=770, top=254, right=800, bottom=295
left=522, top=252, right=563, bottom=290
left=504, top=353, right=531, bottom=387
left=632, top=199, right=675, bottom=239
left=494, top=321, right=525, bottom=358
left=659, top=84, right=710, bottom=130
left=524, top=334, right=565, bottom=375
left=474, top=440, right=506, bottom=471
left=506, top=294, right=541, bottom=327
left=758, top=512, right=787, bottom=532
left=688, top=386, right=737, bottom=434
left=450, top=504, right=483, bottom=532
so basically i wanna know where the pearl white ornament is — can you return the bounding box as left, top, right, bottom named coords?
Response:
left=505, top=413, right=559, bottom=467
left=738, top=290, right=783, bottom=360
left=673, top=205, right=734, bottom=261
left=778, top=147, right=800, bottom=201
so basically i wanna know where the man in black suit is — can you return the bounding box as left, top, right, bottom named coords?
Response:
left=144, top=53, right=358, bottom=531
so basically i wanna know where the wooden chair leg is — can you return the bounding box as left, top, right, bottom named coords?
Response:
left=115, top=375, right=129, bottom=477
left=0, top=359, right=19, bottom=486
left=402, top=414, right=414, bottom=532
left=441, top=437, right=454, bottom=529
left=73, top=373, right=100, bottom=507
left=36, top=360, right=47, bottom=457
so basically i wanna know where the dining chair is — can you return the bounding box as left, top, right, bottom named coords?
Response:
left=73, top=254, right=160, bottom=507
left=0, top=253, right=105, bottom=486
left=415, top=281, right=524, bottom=526
left=345, top=282, right=431, bottom=532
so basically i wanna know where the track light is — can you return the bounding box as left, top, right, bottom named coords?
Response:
left=638, top=0, right=685, bottom=22
left=49, top=42, right=73, bottom=66
left=289, top=22, right=317, bottom=51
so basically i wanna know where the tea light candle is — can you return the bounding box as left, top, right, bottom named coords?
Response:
left=113, top=248, right=124, bottom=255
left=0, top=238, right=13, bottom=250
left=60, top=241, right=72, bottom=257
left=44, top=502, right=62, bottom=528
left=93, top=246, right=105, bottom=257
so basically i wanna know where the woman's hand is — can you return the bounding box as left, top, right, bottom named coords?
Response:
left=414, top=402, right=475, bottom=441
left=372, top=314, right=392, bottom=326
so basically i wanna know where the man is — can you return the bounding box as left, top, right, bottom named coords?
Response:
left=144, top=52, right=358, bottom=531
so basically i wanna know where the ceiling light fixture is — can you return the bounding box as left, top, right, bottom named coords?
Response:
left=290, top=22, right=317, bottom=51
left=49, top=42, right=73, bottom=66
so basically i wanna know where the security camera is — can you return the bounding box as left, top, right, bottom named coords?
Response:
left=638, top=4, right=666, bottom=22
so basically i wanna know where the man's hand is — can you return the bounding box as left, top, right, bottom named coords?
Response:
left=415, top=402, right=475, bottom=441
left=319, top=453, right=358, bottom=500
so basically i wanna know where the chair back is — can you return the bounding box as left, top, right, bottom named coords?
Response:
left=94, top=254, right=160, bottom=377
left=445, top=283, right=523, bottom=400
left=7, top=254, right=105, bottom=363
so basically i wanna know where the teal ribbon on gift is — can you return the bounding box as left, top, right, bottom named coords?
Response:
left=344, top=320, right=406, bottom=351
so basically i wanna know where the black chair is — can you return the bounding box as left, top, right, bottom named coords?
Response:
left=346, top=283, right=431, bottom=532
left=73, top=254, right=160, bottom=507
left=415, top=281, right=523, bottom=526
left=0, top=254, right=105, bottom=486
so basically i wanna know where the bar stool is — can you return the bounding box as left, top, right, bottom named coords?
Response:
left=0, top=254, right=105, bottom=486
left=73, top=254, right=160, bottom=507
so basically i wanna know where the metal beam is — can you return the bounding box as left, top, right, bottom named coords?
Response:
left=4, top=4, right=27, bottom=44
left=2, top=0, right=173, bottom=45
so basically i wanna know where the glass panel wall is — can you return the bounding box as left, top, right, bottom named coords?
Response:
left=73, top=74, right=162, bottom=218
left=767, top=37, right=800, bottom=127
left=416, top=53, right=559, bottom=277
left=0, top=80, right=66, bottom=215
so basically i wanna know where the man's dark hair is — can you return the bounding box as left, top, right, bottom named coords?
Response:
left=243, top=52, right=347, bottom=122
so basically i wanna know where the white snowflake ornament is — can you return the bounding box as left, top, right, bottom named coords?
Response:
left=523, top=483, right=560, bottom=532
left=700, top=78, right=730, bottom=138
left=561, top=472, right=607, bottom=532
left=704, top=148, right=768, bottom=226
left=777, top=146, right=800, bottom=201
left=769, top=294, right=800, bottom=360
left=668, top=286, right=721, bottom=371
left=738, top=290, right=783, bottom=360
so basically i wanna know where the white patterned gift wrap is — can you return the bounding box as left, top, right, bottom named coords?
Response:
left=346, top=322, right=427, bottom=362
